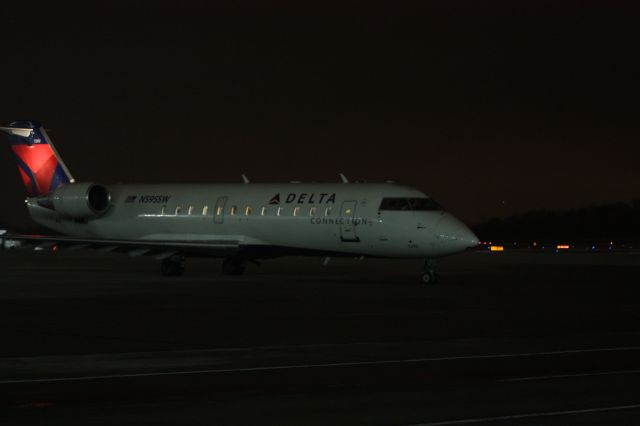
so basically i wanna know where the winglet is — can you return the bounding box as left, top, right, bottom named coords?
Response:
left=339, top=173, right=349, bottom=183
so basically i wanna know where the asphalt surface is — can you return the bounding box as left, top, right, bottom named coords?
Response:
left=1, top=249, right=640, bottom=425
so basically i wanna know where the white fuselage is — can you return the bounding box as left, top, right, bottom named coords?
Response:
left=26, top=182, right=478, bottom=259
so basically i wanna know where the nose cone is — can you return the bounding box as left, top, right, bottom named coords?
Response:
left=435, top=213, right=479, bottom=254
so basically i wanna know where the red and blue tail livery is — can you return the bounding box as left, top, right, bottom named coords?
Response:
left=1, top=120, right=74, bottom=196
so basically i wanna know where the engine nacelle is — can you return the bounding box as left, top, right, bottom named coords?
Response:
left=47, top=183, right=111, bottom=219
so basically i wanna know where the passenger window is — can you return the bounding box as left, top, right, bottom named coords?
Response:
left=161, top=206, right=166, bottom=216
left=325, top=206, right=332, bottom=216
left=309, top=207, right=316, bottom=216
left=277, top=207, right=283, bottom=216
left=245, top=205, right=252, bottom=216
left=261, top=206, right=267, bottom=216
left=293, top=206, right=300, bottom=216
left=230, top=206, right=237, bottom=216
left=202, top=206, right=209, bottom=215
left=216, top=206, right=223, bottom=216
left=188, top=206, right=194, bottom=215
left=175, top=205, right=182, bottom=215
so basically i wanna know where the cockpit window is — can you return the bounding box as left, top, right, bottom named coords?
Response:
left=379, top=198, right=411, bottom=210
left=408, top=198, right=443, bottom=211
left=379, top=197, right=443, bottom=211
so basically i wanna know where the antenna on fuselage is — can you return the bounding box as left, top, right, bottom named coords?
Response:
left=339, top=173, right=349, bottom=183
left=241, top=174, right=250, bottom=184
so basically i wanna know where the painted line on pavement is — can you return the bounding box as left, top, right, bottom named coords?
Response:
left=503, top=368, right=640, bottom=382
left=407, top=404, right=640, bottom=425
left=2, top=346, right=640, bottom=385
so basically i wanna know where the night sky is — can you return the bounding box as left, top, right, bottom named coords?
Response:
left=1, top=2, right=638, bottom=229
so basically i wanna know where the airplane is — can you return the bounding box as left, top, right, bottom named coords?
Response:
left=1, top=120, right=478, bottom=283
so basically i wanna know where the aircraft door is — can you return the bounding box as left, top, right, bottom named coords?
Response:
left=214, top=196, right=227, bottom=224
left=340, top=200, right=360, bottom=242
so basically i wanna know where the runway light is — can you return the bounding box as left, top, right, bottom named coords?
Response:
left=557, top=244, right=570, bottom=250
left=490, top=245, right=504, bottom=252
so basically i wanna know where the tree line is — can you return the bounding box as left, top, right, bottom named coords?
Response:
left=473, top=199, right=640, bottom=241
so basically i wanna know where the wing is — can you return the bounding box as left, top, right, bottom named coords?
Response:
left=2, top=234, right=240, bottom=259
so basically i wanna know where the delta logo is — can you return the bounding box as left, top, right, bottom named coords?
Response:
left=269, top=194, right=280, bottom=205
left=269, top=193, right=336, bottom=205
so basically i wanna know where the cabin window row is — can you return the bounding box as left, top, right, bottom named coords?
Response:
left=164, top=206, right=210, bottom=215
left=161, top=205, right=333, bottom=217
left=228, top=205, right=332, bottom=217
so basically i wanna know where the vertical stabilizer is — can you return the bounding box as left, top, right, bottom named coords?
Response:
left=1, top=121, right=74, bottom=196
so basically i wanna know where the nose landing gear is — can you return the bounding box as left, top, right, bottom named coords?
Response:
left=421, top=259, right=439, bottom=284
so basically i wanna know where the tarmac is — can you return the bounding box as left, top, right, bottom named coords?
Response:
left=1, top=249, right=640, bottom=425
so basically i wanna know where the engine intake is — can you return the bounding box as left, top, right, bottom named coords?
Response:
left=47, top=183, right=111, bottom=219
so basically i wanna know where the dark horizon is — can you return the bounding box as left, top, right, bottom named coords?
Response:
left=1, top=2, right=638, bottom=228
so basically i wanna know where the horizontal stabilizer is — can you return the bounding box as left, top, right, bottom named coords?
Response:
left=0, top=126, right=33, bottom=138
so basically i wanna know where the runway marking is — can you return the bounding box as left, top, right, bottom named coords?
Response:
left=408, top=404, right=640, bottom=425
left=1, top=346, right=639, bottom=385
left=503, top=369, right=640, bottom=382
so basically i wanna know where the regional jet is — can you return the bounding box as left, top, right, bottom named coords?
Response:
left=1, top=121, right=478, bottom=283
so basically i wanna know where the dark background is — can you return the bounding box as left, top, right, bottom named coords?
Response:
left=1, top=1, right=638, bottom=229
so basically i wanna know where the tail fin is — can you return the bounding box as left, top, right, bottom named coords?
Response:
left=1, top=121, right=74, bottom=196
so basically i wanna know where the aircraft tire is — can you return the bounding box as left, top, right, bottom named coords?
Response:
left=421, top=270, right=438, bottom=284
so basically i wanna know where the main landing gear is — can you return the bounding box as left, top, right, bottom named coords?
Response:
left=161, top=255, right=185, bottom=277
left=222, top=257, right=246, bottom=276
left=421, top=259, right=439, bottom=284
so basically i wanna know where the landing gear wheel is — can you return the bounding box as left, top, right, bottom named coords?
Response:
left=421, top=259, right=438, bottom=284
left=161, top=256, right=185, bottom=277
left=222, top=257, right=246, bottom=276
left=421, top=270, right=439, bottom=284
